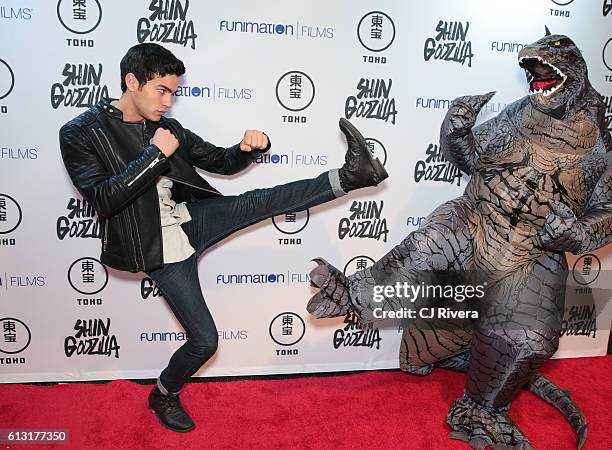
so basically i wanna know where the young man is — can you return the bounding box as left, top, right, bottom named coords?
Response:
left=59, top=43, right=387, bottom=432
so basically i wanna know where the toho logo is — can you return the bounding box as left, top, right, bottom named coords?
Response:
left=269, top=312, right=305, bottom=346
left=57, top=0, right=102, bottom=34
left=0, top=59, right=15, bottom=101
left=343, top=255, right=375, bottom=275
left=275, top=71, right=315, bottom=112
left=357, top=11, right=395, bottom=52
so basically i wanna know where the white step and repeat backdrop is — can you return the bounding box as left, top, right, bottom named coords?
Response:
left=1, top=0, right=611, bottom=383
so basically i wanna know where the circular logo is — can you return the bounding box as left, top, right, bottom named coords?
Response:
left=365, top=138, right=388, bottom=166
left=552, top=0, right=574, bottom=5
left=68, top=257, right=108, bottom=295
left=0, top=59, right=15, bottom=101
left=603, top=38, right=612, bottom=72
left=0, top=318, right=31, bottom=354
left=269, top=312, right=305, bottom=346
left=275, top=71, right=315, bottom=112
left=57, top=0, right=102, bottom=34
left=0, top=193, right=23, bottom=234
left=572, top=254, right=601, bottom=286
left=357, top=11, right=396, bottom=52
left=272, top=209, right=310, bottom=235
left=343, top=255, right=376, bottom=275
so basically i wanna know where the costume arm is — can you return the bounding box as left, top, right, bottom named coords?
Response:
left=181, top=126, right=271, bottom=175
left=540, top=163, right=612, bottom=254
left=60, top=123, right=169, bottom=218
left=439, top=92, right=495, bottom=175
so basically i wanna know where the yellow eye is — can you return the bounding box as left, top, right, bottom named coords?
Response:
left=553, top=41, right=561, bottom=47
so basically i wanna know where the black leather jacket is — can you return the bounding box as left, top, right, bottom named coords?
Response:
left=60, top=98, right=267, bottom=273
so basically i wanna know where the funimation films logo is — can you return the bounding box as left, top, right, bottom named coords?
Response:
left=424, top=21, right=474, bottom=67
left=269, top=312, right=305, bottom=346
left=0, top=194, right=22, bottom=234
left=68, top=257, right=108, bottom=295
left=0, top=59, right=15, bottom=101
left=137, top=0, right=198, bottom=49
left=0, top=318, right=31, bottom=354
left=275, top=71, right=315, bottom=112
left=57, top=0, right=102, bottom=34
left=272, top=210, right=309, bottom=234
left=357, top=11, right=395, bottom=52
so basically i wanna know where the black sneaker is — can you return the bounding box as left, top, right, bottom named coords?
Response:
left=337, top=117, right=388, bottom=192
left=148, top=386, right=195, bottom=432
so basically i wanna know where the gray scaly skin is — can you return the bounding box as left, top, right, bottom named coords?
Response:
left=307, top=32, right=610, bottom=449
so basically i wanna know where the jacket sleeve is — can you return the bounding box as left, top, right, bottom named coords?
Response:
left=59, top=123, right=170, bottom=218
left=180, top=126, right=271, bottom=175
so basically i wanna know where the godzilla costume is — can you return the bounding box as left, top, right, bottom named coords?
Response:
left=307, top=31, right=611, bottom=449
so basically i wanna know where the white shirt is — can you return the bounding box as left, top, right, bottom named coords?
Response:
left=156, top=177, right=195, bottom=263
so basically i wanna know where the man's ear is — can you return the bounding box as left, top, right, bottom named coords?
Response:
left=124, top=73, right=140, bottom=92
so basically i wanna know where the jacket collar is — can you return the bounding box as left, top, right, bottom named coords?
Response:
left=98, top=98, right=169, bottom=128
left=98, top=98, right=125, bottom=120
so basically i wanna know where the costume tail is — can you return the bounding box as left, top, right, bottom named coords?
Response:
left=525, top=372, right=587, bottom=449
left=307, top=258, right=352, bottom=318
left=437, top=353, right=587, bottom=449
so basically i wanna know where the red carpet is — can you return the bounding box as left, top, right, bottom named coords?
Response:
left=1, top=356, right=610, bottom=449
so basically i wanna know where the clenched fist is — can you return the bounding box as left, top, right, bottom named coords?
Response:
left=151, top=127, right=179, bottom=157
left=240, top=130, right=268, bottom=152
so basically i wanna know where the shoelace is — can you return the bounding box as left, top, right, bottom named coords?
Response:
left=158, top=394, right=182, bottom=413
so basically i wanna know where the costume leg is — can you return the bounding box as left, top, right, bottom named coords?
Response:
left=147, top=254, right=219, bottom=393
left=182, top=171, right=342, bottom=254
left=308, top=197, right=477, bottom=373
left=447, top=252, right=566, bottom=449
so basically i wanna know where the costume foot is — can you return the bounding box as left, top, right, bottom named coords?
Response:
left=148, top=386, right=195, bottom=432
left=338, top=118, right=388, bottom=192
left=447, top=392, right=533, bottom=450
left=307, top=258, right=352, bottom=318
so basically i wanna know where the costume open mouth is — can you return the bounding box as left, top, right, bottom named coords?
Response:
left=519, top=56, right=566, bottom=97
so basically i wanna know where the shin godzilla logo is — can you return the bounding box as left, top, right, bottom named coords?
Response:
left=51, top=63, right=109, bottom=109
left=424, top=20, right=474, bottom=67
left=64, top=318, right=120, bottom=358
left=137, top=0, right=198, bottom=49
left=345, top=78, right=398, bottom=124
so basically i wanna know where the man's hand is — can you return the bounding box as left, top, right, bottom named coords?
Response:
left=151, top=127, right=179, bottom=157
left=240, top=130, right=268, bottom=152
left=539, top=199, right=586, bottom=254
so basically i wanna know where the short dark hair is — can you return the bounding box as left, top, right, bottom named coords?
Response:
left=120, top=43, right=185, bottom=92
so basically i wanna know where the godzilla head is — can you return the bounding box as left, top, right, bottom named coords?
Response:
left=518, top=28, right=589, bottom=117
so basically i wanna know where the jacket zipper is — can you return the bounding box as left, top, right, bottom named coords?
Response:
left=96, top=127, right=142, bottom=272
left=126, top=156, right=162, bottom=187
left=165, top=175, right=221, bottom=195
left=103, top=219, right=109, bottom=251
